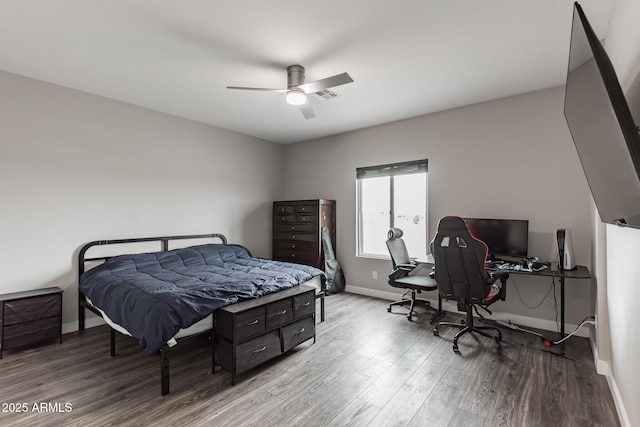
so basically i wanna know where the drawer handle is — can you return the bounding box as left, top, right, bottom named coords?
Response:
left=303, top=302, right=311, bottom=306
left=278, top=310, right=287, bottom=315
left=297, top=328, right=305, bottom=334
left=253, top=346, right=267, bottom=353
left=248, top=319, right=260, bottom=325
left=292, top=235, right=296, bottom=239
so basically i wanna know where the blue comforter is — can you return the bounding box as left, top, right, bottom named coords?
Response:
left=79, top=244, right=325, bottom=354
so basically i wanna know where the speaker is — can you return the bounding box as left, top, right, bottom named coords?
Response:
left=556, top=229, right=576, bottom=270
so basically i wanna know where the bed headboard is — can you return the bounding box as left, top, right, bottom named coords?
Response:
left=78, top=233, right=228, bottom=276
left=77, top=233, right=228, bottom=331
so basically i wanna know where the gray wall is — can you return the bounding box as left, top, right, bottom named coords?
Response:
left=283, top=86, right=594, bottom=332
left=0, top=70, right=285, bottom=331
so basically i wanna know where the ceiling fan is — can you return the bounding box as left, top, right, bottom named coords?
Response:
left=227, top=65, right=353, bottom=119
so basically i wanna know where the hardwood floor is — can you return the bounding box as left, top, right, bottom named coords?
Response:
left=0, top=293, right=620, bottom=427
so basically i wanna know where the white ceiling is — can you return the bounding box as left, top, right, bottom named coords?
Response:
left=0, top=1, right=616, bottom=144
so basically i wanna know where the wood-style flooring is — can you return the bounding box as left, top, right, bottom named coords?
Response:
left=0, top=293, right=620, bottom=426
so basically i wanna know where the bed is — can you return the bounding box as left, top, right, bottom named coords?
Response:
left=77, top=233, right=326, bottom=395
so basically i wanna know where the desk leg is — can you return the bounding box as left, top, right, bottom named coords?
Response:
left=560, top=276, right=566, bottom=354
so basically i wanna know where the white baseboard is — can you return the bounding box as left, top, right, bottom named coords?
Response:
left=344, top=284, right=589, bottom=337
left=588, top=328, right=630, bottom=427
left=603, top=370, right=631, bottom=427
left=62, top=316, right=105, bottom=335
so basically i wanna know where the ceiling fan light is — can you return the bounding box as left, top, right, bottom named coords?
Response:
left=286, top=89, right=307, bottom=105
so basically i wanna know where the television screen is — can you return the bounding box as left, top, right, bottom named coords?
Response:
left=464, top=218, right=529, bottom=259
left=564, top=2, right=640, bottom=227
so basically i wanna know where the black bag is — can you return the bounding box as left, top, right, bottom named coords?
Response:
left=321, top=226, right=345, bottom=294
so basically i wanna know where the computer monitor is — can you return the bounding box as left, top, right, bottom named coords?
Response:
left=464, top=218, right=529, bottom=260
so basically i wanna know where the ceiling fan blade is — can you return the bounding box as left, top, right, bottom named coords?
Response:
left=298, top=102, right=316, bottom=120
left=298, top=72, right=353, bottom=94
left=226, top=86, right=287, bottom=93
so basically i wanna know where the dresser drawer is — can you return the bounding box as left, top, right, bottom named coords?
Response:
left=2, top=316, right=61, bottom=349
left=235, top=331, right=281, bottom=373
left=276, top=223, right=317, bottom=233
left=266, top=298, right=293, bottom=329
left=234, top=306, right=266, bottom=342
left=3, top=294, right=61, bottom=326
left=296, top=215, right=317, bottom=223
left=273, top=251, right=316, bottom=266
left=274, top=205, right=295, bottom=214
left=276, top=215, right=296, bottom=223
left=295, top=205, right=317, bottom=214
left=276, top=233, right=317, bottom=242
left=274, top=241, right=315, bottom=252
left=293, top=291, right=315, bottom=318
left=282, top=317, right=315, bottom=352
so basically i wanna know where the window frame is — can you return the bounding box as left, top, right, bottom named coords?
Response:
left=356, top=159, right=428, bottom=259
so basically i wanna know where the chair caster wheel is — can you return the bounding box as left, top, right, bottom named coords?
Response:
left=433, top=329, right=439, bottom=336
left=453, top=345, right=460, bottom=353
left=387, top=307, right=391, bottom=312
left=407, top=315, right=413, bottom=321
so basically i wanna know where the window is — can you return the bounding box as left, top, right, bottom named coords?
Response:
left=356, top=159, right=428, bottom=258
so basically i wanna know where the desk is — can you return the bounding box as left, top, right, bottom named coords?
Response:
left=419, top=254, right=591, bottom=341
left=500, top=265, right=591, bottom=341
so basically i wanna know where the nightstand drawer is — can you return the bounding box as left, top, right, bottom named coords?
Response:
left=282, top=317, right=315, bottom=352
left=3, top=294, right=61, bottom=326
left=3, top=316, right=61, bottom=349
left=235, top=331, right=281, bottom=373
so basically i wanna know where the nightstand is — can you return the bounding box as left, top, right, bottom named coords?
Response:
left=0, top=287, right=63, bottom=358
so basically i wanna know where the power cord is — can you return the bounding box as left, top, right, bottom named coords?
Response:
left=493, top=316, right=595, bottom=346
left=548, top=317, right=595, bottom=346
left=509, top=275, right=554, bottom=309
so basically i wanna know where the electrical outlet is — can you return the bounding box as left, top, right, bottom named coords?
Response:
left=372, top=271, right=377, bottom=280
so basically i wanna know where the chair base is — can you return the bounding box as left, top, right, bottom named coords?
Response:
left=388, top=290, right=443, bottom=322
left=433, top=304, right=503, bottom=355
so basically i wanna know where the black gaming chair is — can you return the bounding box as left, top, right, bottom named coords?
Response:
left=431, top=216, right=508, bottom=355
left=386, top=228, right=442, bottom=321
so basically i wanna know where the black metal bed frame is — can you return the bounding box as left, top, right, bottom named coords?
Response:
left=77, top=233, right=228, bottom=396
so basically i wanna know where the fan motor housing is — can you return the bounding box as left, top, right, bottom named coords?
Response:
left=287, top=65, right=305, bottom=88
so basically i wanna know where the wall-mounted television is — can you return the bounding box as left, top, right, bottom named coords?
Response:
left=564, top=2, right=640, bottom=228
left=464, top=218, right=529, bottom=260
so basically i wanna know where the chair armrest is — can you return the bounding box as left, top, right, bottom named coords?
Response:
left=489, top=270, right=509, bottom=283
left=487, top=271, right=508, bottom=302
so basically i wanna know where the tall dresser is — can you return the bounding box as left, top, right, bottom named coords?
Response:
left=272, top=199, right=336, bottom=269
